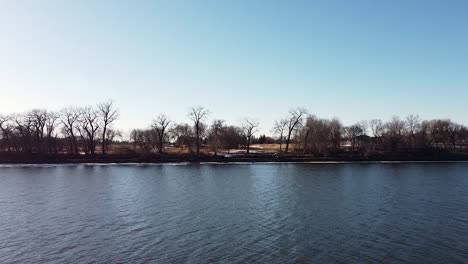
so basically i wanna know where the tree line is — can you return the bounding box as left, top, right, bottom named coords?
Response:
left=96, top=106, right=468, bottom=156
left=0, top=103, right=467, bottom=156
left=0, top=101, right=118, bottom=155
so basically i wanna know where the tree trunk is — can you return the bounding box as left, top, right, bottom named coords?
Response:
left=6, top=134, right=10, bottom=152
left=196, top=126, right=200, bottom=155
left=70, top=131, right=78, bottom=155
left=90, top=136, right=95, bottom=155
left=285, top=131, right=292, bottom=153
left=279, top=134, right=283, bottom=153
left=303, top=130, right=310, bottom=154
left=101, top=125, right=107, bottom=154
left=158, top=136, right=163, bottom=153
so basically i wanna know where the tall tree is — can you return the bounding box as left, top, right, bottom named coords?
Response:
left=152, top=114, right=171, bottom=153
left=188, top=106, right=209, bottom=155
left=14, top=113, right=34, bottom=153
left=285, top=107, right=307, bottom=153
left=369, top=119, right=384, bottom=143
left=79, top=107, right=100, bottom=155
left=60, top=107, right=81, bottom=154
left=170, top=123, right=194, bottom=152
left=208, top=119, right=225, bottom=156
left=29, top=110, right=47, bottom=154
left=241, top=118, right=259, bottom=154
left=383, top=116, right=407, bottom=151
left=406, top=114, right=421, bottom=150
left=220, top=125, right=243, bottom=150
left=329, top=118, right=342, bottom=151
left=98, top=101, right=119, bottom=154
left=344, top=124, right=365, bottom=151
left=130, top=129, right=145, bottom=152
left=302, top=115, right=338, bottom=154
left=0, top=115, right=13, bottom=152
left=45, top=112, right=60, bottom=154
left=272, top=119, right=288, bottom=153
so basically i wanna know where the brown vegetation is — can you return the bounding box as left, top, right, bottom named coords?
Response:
left=0, top=103, right=467, bottom=163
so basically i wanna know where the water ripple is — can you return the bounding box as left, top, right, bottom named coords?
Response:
left=0, top=163, right=467, bottom=263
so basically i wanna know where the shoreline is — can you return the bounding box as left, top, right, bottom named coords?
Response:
left=0, top=152, right=467, bottom=165
left=1, top=161, right=468, bottom=169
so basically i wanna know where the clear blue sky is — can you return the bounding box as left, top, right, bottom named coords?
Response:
left=1, top=0, right=467, bottom=135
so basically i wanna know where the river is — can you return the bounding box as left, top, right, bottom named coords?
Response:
left=0, top=163, right=467, bottom=263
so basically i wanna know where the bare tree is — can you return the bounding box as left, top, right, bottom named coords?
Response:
left=284, top=107, right=307, bottom=153
left=369, top=119, right=384, bottom=139
left=0, top=115, right=13, bottom=152
left=344, top=124, right=365, bottom=151
left=45, top=112, right=60, bottom=154
left=144, top=129, right=159, bottom=153
left=170, top=123, right=194, bottom=152
left=130, top=129, right=145, bottom=152
left=79, top=107, right=100, bottom=155
left=406, top=114, right=421, bottom=150
left=29, top=110, right=47, bottom=153
left=387, top=116, right=406, bottom=137
left=359, top=120, right=369, bottom=135
left=301, top=115, right=340, bottom=155
left=188, top=106, right=209, bottom=155
left=302, top=116, right=313, bottom=153
left=14, top=113, right=34, bottom=153
left=152, top=114, right=171, bottom=153
left=429, top=119, right=452, bottom=149
left=106, top=129, right=123, bottom=145
left=272, top=119, right=288, bottom=153
left=208, top=119, right=225, bottom=156
left=382, top=116, right=407, bottom=151
left=98, top=101, right=119, bottom=154
left=2, top=100, right=468, bottom=160
left=329, top=118, right=342, bottom=151
left=61, top=107, right=81, bottom=154
left=241, top=118, right=259, bottom=154
left=448, top=122, right=463, bottom=149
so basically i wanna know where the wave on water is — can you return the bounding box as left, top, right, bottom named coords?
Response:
left=0, top=164, right=76, bottom=168
left=0, top=162, right=194, bottom=168
left=0, top=160, right=467, bottom=168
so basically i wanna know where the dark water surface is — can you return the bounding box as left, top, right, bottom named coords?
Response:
left=0, top=163, right=467, bottom=263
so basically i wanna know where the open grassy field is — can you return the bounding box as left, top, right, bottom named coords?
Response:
left=106, top=143, right=305, bottom=155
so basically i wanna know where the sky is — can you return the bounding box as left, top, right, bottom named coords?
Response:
left=0, top=0, right=467, bottom=135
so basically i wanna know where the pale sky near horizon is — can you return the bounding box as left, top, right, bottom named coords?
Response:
left=1, top=1, right=467, bottom=135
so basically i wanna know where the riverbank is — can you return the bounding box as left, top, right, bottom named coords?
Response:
left=0, top=151, right=467, bottom=164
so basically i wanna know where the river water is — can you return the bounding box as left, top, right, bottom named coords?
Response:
left=0, top=163, right=467, bottom=263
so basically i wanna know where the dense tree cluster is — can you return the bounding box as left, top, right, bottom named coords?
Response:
left=1, top=103, right=467, bottom=156
left=0, top=101, right=119, bottom=155
left=293, top=115, right=468, bottom=156
left=129, top=106, right=468, bottom=156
